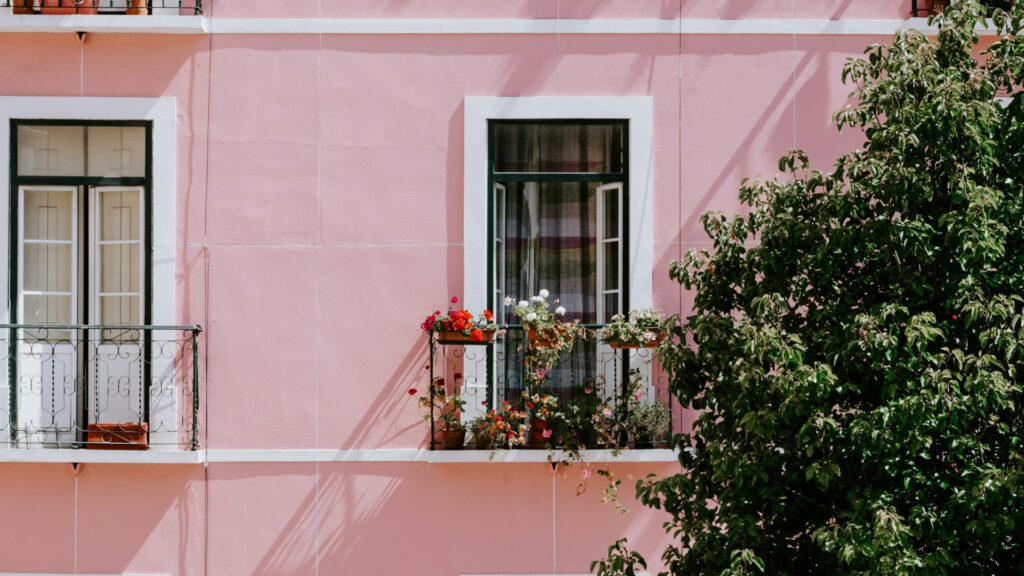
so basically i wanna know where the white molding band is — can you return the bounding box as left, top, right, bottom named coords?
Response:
left=0, top=574, right=169, bottom=576
left=0, top=448, right=678, bottom=464
left=0, top=16, right=992, bottom=36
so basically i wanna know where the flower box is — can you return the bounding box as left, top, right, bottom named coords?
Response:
left=41, top=0, right=99, bottom=14
left=434, top=428, right=467, bottom=450
left=86, top=422, right=149, bottom=450
left=436, top=327, right=497, bottom=345
left=526, top=326, right=569, bottom=348
left=608, top=330, right=668, bottom=349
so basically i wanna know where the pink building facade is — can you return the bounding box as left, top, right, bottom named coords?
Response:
left=0, top=2, right=959, bottom=575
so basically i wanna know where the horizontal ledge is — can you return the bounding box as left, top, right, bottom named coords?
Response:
left=0, top=16, right=999, bottom=36
left=0, top=13, right=206, bottom=33
left=0, top=448, right=678, bottom=464
left=204, top=448, right=678, bottom=463
left=0, top=448, right=204, bottom=464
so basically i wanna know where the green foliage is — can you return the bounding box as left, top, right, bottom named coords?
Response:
left=591, top=538, right=648, bottom=576
left=621, top=2, right=1024, bottom=574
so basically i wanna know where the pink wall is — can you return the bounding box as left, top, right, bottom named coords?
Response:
left=0, top=3, right=886, bottom=573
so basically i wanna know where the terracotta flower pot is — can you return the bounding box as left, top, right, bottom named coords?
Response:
left=526, top=326, right=569, bottom=349
left=126, top=0, right=148, bottom=15
left=434, top=428, right=466, bottom=450
left=436, top=327, right=497, bottom=345
left=41, top=0, right=98, bottom=14
left=12, top=0, right=34, bottom=14
left=86, top=422, right=149, bottom=450
left=528, top=419, right=550, bottom=448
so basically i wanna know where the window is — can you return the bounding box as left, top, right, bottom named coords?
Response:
left=462, top=97, right=654, bottom=422
left=0, top=97, right=179, bottom=451
left=490, top=120, right=627, bottom=326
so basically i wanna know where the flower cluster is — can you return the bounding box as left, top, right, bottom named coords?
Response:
left=505, top=289, right=567, bottom=326
left=523, top=391, right=559, bottom=421
left=469, top=402, right=527, bottom=450
left=600, top=308, right=666, bottom=347
left=422, top=296, right=496, bottom=341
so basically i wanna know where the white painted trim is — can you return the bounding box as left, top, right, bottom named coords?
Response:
left=0, top=569, right=169, bottom=573
left=463, top=97, right=654, bottom=318
left=0, top=13, right=206, bottom=33
left=0, top=16, right=996, bottom=36
left=0, top=449, right=202, bottom=464
left=0, top=447, right=677, bottom=463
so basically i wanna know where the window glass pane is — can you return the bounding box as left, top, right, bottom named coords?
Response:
left=603, top=189, right=619, bottom=240
left=23, top=189, right=73, bottom=241
left=23, top=294, right=72, bottom=325
left=500, top=180, right=600, bottom=324
left=17, top=125, right=85, bottom=177
left=24, top=244, right=73, bottom=293
left=100, top=295, right=139, bottom=326
left=100, top=190, right=141, bottom=241
left=603, top=293, right=619, bottom=323
left=100, top=244, right=140, bottom=293
left=88, top=126, right=146, bottom=178
left=603, top=241, right=619, bottom=292
left=493, top=123, right=623, bottom=173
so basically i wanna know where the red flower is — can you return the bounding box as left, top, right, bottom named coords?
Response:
left=408, top=388, right=417, bottom=395
left=451, top=296, right=459, bottom=304
left=483, top=309, right=494, bottom=321
left=527, top=402, right=534, bottom=409
left=496, top=416, right=503, bottom=421
left=470, top=329, right=483, bottom=341
left=454, top=372, right=463, bottom=379
left=481, top=400, right=488, bottom=406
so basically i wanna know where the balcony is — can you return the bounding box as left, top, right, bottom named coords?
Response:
left=0, top=324, right=201, bottom=452
left=427, top=326, right=674, bottom=453
left=5, top=0, right=201, bottom=15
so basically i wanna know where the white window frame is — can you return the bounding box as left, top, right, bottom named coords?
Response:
left=463, top=97, right=654, bottom=419
left=463, top=96, right=653, bottom=317
left=0, top=96, right=176, bottom=328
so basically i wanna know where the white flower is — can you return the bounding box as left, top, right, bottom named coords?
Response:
left=518, top=300, right=529, bottom=308
left=504, top=296, right=513, bottom=306
left=555, top=306, right=566, bottom=316
left=530, top=296, right=543, bottom=304
left=525, top=312, right=537, bottom=322
left=538, top=288, right=550, bottom=299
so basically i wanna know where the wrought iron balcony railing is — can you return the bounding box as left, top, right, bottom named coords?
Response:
left=6, top=0, right=202, bottom=15
left=910, top=0, right=1013, bottom=17
left=0, top=324, right=201, bottom=451
left=427, top=326, right=674, bottom=451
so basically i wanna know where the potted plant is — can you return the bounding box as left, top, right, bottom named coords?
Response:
left=507, top=290, right=580, bottom=350
left=41, top=0, right=98, bottom=14
left=600, top=308, right=666, bottom=349
left=422, top=296, right=499, bottom=344
left=625, top=401, right=670, bottom=449
left=523, top=391, right=559, bottom=448
left=418, top=378, right=467, bottom=450
left=468, top=402, right=526, bottom=450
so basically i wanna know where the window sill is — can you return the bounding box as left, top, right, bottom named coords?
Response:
left=426, top=448, right=677, bottom=464
left=0, top=448, right=203, bottom=464
left=0, top=13, right=206, bottom=34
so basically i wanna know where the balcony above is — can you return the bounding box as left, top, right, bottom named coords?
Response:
left=1, top=0, right=205, bottom=33
left=0, top=324, right=202, bottom=456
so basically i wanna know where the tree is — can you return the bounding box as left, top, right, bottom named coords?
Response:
left=607, top=2, right=1024, bottom=574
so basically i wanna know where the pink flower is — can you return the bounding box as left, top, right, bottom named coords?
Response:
left=451, top=296, right=458, bottom=304
left=542, top=429, right=553, bottom=438
left=602, top=407, right=613, bottom=417
left=581, top=469, right=592, bottom=480
left=635, top=392, right=642, bottom=401
left=584, top=387, right=593, bottom=395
